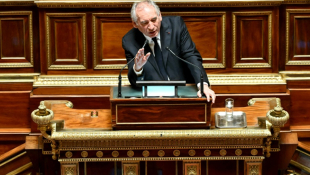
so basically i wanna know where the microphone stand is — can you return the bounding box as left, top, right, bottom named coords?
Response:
left=118, top=40, right=148, bottom=98
left=166, top=47, right=206, bottom=98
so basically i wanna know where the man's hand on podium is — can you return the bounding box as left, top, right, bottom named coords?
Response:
left=197, top=84, right=216, bottom=103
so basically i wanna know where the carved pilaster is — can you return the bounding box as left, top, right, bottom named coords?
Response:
left=244, top=159, right=263, bottom=175
left=122, top=161, right=140, bottom=175
left=183, top=160, right=201, bottom=175
left=61, top=162, right=79, bottom=175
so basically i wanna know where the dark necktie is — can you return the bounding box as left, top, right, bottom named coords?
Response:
left=152, top=37, right=168, bottom=80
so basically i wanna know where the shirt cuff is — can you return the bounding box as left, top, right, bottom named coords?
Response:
left=133, top=64, right=143, bottom=76
left=197, top=82, right=209, bottom=90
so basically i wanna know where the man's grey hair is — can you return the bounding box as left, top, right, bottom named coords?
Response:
left=131, top=0, right=161, bottom=23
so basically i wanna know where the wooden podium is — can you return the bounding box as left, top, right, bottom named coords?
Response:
left=28, top=88, right=294, bottom=175
left=110, top=86, right=212, bottom=130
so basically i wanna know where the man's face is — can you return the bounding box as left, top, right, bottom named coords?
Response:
left=133, top=3, right=162, bottom=38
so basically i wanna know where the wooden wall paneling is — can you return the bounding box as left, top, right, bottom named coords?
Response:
left=162, top=12, right=226, bottom=69
left=289, top=89, right=310, bottom=128
left=0, top=91, right=31, bottom=128
left=285, top=8, right=310, bottom=69
left=45, top=13, right=87, bottom=71
left=93, top=13, right=133, bottom=69
left=0, top=11, right=33, bottom=69
left=232, top=11, right=273, bottom=69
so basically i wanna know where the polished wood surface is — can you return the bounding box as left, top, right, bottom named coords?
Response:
left=0, top=143, right=25, bottom=162
left=51, top=103, right=111, bottom=129
left=49, top=98, right=271, bottom=129
left=0, top=92, right=30, bottom=128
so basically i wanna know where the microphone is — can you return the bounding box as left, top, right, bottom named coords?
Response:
left=118, top=40, right=148, bottom=98
left=166, top=47, right=205, bottom=97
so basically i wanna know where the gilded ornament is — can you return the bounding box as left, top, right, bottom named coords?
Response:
left=127, top=150, right=134, bottom=157
left=112, top=151, right=119, bottom=158
left=81, top=151, right=88, bottom=158
left=204, top=150, right=211, bottom=156
left=142, top=150, right=150, bottom=157
left=235, top=149, right=242, bottom=156
left=158, top=150, right=165, bottom=157
left=65, top=151, right=73, bottom=158
left=220, top=149, right=227, bottom=156
left=187, top=165, right=197, bottom=175
left=251, top=149, right=258, bottom=156
left=65, top=167, right=74, bottom=175
left=173, top=150, right=180, bottom=157
left=188, top=150, right=196, bottom=157
left=96, top=151, right=103, bottom=158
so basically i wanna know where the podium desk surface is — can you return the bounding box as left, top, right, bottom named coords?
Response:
left=48, top=99, right=270, bottom=131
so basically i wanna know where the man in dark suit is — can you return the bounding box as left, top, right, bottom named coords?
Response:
left=122, top=0, right=216, bottom=103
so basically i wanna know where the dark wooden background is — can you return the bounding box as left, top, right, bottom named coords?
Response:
left=0, top=0, right=310, bottom=174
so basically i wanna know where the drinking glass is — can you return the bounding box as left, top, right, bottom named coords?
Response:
left=225, top=98, right=234, bottom=121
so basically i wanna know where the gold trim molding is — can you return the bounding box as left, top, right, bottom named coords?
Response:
left=6, top=162, right=33, bottom=175
left=32, top=74, right=285, bottom=87
left=232, top=11, right=272, bottom=68
left=286, top=9, right=310, bottom=66
left=34, top=0, right=283, bottom=8
left=290, top=160, right=310, bottom=173
left=0, top=11, right=33, bottom=68
left=46, top=13, right=87, bottom=70
left=58, top=156, right=265, bottom=162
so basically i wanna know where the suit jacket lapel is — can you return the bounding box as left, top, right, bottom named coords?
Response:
left=160, top=19, right=172, bottom=68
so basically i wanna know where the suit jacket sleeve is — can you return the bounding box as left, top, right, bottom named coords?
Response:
left=177, top=16, right=210, bottom=86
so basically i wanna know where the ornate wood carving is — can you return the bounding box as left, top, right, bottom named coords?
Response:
left=183, top=160, right=201, bottom=175
left=61, top=163, right=78, bottom=175
left=244, top=159, right=262, bottom=175
left=122, top=161, right=139, bottom=175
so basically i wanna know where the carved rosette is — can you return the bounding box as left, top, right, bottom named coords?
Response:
left=96, top=151, right=103, bottom=158
left=204, top=150, right=211, bottom=156
left=251, top=149, right=258, bottom=156
left=127, top=150, right=134, bottom=157
left=81, top=151, right=88, bottom=158
left=173, top=150, right=180, bottom=157
left=188, top=150, right=196, bottom=157
left=65, top=151, right=73, bottom=158
left=142, top=150, right=150, bottom=157
left=158, top=150, right=165, bottom=157
left=31, top=101, right=54, bottom=125
left=220, top=149, right=227, bottom=156
left=112, top=151, right=119, bottom=158
left=235, top=149, right=242, bottom=156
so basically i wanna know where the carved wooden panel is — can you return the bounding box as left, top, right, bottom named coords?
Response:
left=233, top=12, right=272, bottom=68
left=244, top=159, right=262, bottom=175
left=93, top=13, right=133, bottom=69
left=286, top=9, right=310, bottom=66
left=183, top=160, right=201, bottom=175
left=0, top=11, right=33, bottom=68
left=122, top=161, right=139, bottom=175
left=61, top=163, right=78, bottom=175
left=164, top=12, right=226, bottom=69
left=46, top=13, right=86, bottom=70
